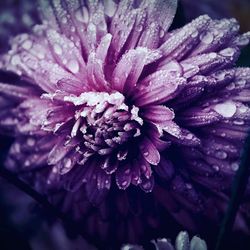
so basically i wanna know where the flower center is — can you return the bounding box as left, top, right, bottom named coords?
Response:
left=64, top=92, right=143, bottom=157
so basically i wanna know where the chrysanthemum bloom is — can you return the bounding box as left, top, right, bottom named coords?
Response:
left=122, top=231, right=207, bottom=250
left=1, top=0, right=250, bottom=246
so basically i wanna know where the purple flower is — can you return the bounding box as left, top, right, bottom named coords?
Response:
left=1, top=0, right=250, bottom=245
left=122, top=231, right=207, bottom=250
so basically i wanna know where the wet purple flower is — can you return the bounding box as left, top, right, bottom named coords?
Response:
left=1, top=0, right=250, bottom=246
left=122, top=231, right=207, bottom=250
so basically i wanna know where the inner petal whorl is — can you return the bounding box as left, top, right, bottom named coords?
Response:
left=64, top=92, right=143, bottom=156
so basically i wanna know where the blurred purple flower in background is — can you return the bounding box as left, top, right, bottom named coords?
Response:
left=0, top=0, right=40, bottom=53
left=0, top=0, right=250, bottom=248
left=122, top=231, right=207, bottom=250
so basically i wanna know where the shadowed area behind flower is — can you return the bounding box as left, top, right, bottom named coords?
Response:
left=0, top=0, right=40, bottom=53
left=181, top=0, right=250, bottom=32
left=0, top=0, right=250, bottom=248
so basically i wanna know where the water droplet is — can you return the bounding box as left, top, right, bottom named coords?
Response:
left=75, top=7, right=89, bottom=23
left=186, top=133, right=193, bottom=140
left=219, top=48, right=235, bottom=57
left=191, top=29, right=198, bottom=38
left=233, top=119, right=244, bottom=125
left=200, top=32, right=214, bottom=44
left=226, top=83, right=235, bottom=90
left=52, top=167, right=58, bottom=173
left=62, top=17, right=68, bottom=24
left=137, top=25, right=143, bottom=32
left=237, top=80, right=246, bottom=87
left=104, top=0, right=117, bottom=17
left=24, top=160, right=31, bottom=167
left=238, top=105, right=247, bottom=113
left=213, top=101, right=236, bottom=118
left=53, top=43, right=62, bottom=55
left=159, top=28, right=165, bottom=38
left=64, top=158, right=72, bottom=169
left=68, top=59, right=79, bottom=73
left=122, top=180, right=128, bottom=187
left=231, top=162, right=239, bottom=171
left=212, top=165, right=220, bottom=172
left=237, top=36, right=249, bottom=46
left=11, top=55, right=21, bottom=65
left=27, top=138, right=35, bottom=146
left=209, top=52, right=217, bottom=59
left=214, top=71, right=226, bottom=81
left=215, top=150, right=227, bottom=159
left=37, top=51, right=45, bottom=59
left=22, top=40, right=33, bottom=50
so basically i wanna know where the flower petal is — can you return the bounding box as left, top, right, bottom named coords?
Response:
left=116, top=164, right=132, bottom=190
left=140, top=136, right=160, bottom=165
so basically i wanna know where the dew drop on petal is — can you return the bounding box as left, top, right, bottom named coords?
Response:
left=219, top=48, right=235, bottom=57
left=237, top=36, right=250, bottom=46
left=213, top=101, right=236, bottom=118
left=68, top=59, right=79, bottom=73
left=11, top=55, right=21, bottom=66
left=64, top=158, right=72, bottom=169
left=231, top=162, right=239, bottom=171
left=226, top=83, right=235, bottom=90
left=24, top=160, right=31, bottom=167
left=122, top=181, right=128, bottom=188
left=215, top=150, right=227, bottom=159
left=22, top=40, right=33, bottom=50
left=159, top=28, right=165, bottom=38
left=200, top=32, right=214, bottom=44
left=191, top=29, right=198, bottom=38
left=237, top=80, right=246, bottom=87
left=186, top=133, right=193, bottom=140
left=238, top=105, right=247, bottom=113
left=233, top=119, right=244, bottom=125
left=37, top=51, right=45, bottom=59
left=53, top=43, right=63, bottom=55
left=27, top=138, right=35, bottom=146
left=75, top=7, right=89, bottom=23
left=62, top=17, right=68, bottom=24
left=209, top=52, right=217, bottom=59
left=104, top=0, right=117, bottom=17
left=212, top=165, right=220, bottom=172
